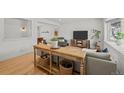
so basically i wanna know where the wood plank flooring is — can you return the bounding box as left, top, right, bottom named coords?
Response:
left=0, top=53, right=48, bottom=75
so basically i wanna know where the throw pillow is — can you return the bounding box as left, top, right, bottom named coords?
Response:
left=102, top=48, right=108, bottom=52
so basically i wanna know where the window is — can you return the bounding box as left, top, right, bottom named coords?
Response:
left=106, top=18, right=121, bottom=41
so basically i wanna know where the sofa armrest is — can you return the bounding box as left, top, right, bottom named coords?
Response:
left=86, top=56, right=117, bottom=75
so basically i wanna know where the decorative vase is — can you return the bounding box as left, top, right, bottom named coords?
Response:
left=51, top=41, right=58, bottom=48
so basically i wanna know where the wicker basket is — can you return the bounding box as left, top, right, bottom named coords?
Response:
left=37, top=57, right=50, bottom=67
left=60, top=60, right=73, bottom=75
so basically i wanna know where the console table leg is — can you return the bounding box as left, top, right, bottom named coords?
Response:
left=34, top=48, right=37, bottom=67
left=57, top=56, right=59, bottom=67
left=80, top=59, right=84, bottom=75
left=83, top=59, right=86, bottom=75
left=49, top=52, right=52, bottom=74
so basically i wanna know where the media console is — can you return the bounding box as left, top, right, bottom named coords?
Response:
left=71, top=39, right=90, bottom=48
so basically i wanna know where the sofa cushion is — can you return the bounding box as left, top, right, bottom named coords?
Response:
left=86, top=56, right=116, bottom=75
left=86, top=52, right=111, bottom=61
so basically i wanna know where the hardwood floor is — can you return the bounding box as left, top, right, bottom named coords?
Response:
left=0, top=53, right=48, bottom=75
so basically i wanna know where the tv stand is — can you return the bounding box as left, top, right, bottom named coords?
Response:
left=71, top=39, right=90, bottom=48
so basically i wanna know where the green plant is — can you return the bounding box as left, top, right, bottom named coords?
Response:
left=114, top=32, right=124, bottom=40
left=91, top=30, right=101, bottom=39
left=95, top=31, right=101, bottom=39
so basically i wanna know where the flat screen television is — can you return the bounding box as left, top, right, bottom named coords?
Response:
left=73, top=31, right=88, bottom=40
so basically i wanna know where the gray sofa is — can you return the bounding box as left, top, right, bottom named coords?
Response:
left=74, top=51, right=117, bottom=75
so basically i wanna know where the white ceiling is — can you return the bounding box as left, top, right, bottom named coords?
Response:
left=46, top=18, right=103, bottom=24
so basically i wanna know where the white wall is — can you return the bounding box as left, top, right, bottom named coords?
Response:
left=0, top=18, right=59, bottom=61
left=58, top=18, right=104, bottom=48
left=104, top=42, right=124, bottom=74
left=0, top=18, right=4, bottom=42
left=104, top=18, right=124, bottom=74
left=31, top=18, right=60, bottom=44
left=0, top=18, right=103, bottom=61
left=4, top=18, right=32, bottom=39
left=37, top=22, right=59, bottom=42
left=0, top=18, right=33, bottom=61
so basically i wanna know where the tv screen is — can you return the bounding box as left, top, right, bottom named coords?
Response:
left=73, top=31, right=88, bottom=40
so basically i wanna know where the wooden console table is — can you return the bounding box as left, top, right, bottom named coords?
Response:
left=33, top=44, right=86, bottom=75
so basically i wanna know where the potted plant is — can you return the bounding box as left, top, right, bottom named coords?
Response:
left=95, top=31, right=101, bottom=39
left=91, top=30, right=101, bottom=48
left=114, top=32, right=124, bottom=45
left=50, top=37, right=58, bottom=48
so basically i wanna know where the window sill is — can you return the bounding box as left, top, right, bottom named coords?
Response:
left=104, top=40, right=124, bottom=56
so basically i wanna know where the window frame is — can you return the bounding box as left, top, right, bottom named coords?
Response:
left=105, top=18, right=122, bottom=42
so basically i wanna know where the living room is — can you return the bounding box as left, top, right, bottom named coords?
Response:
left=1, top=0, right=124, bottom=93
left=0, top=18, right=124, bottom=75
